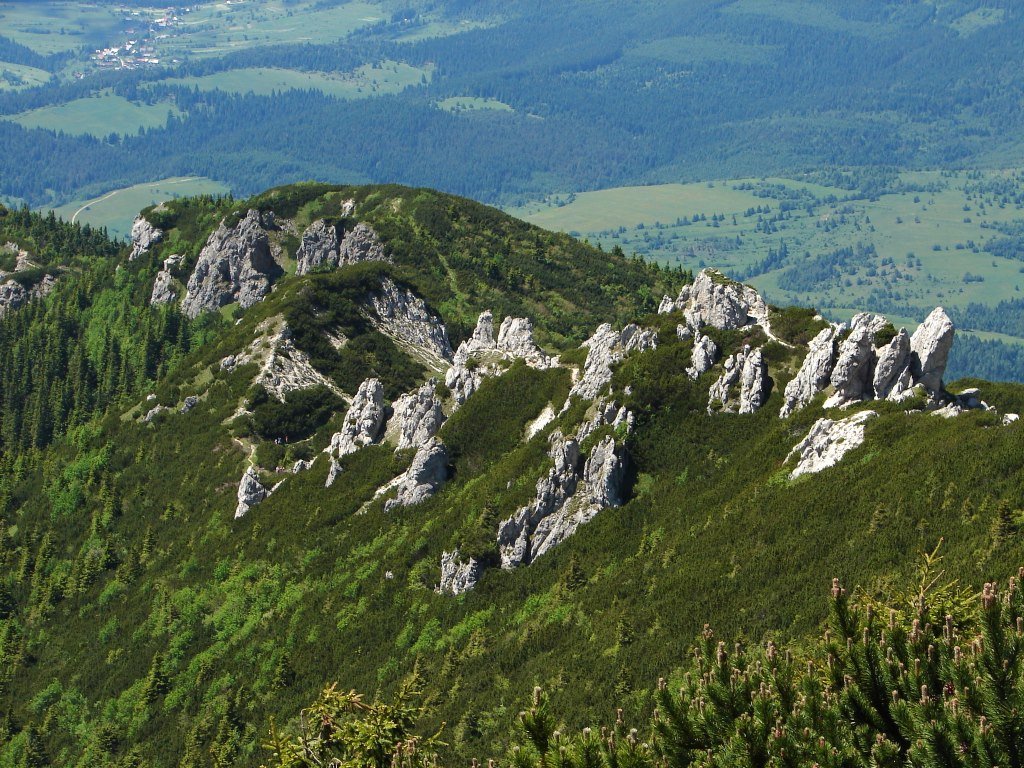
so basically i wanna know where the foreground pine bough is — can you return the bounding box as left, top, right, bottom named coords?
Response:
left=264, top=569, right=1024, bottom=768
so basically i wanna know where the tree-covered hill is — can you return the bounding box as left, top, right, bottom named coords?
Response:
left=1, top=184, right=1023, bottom=767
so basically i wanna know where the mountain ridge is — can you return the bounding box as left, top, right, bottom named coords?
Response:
left=1, top=183, right=1023, bottom=767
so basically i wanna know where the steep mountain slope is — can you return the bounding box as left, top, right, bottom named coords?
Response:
left=1, top=185, right=1023, bottom=767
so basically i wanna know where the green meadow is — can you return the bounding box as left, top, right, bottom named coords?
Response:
left=154, top=61, right=430, bottom=99
left=52, top=176, right=230, bottom=239
left=6, top=92, right=180, bottom=138
left=0, top=1, right=122, bottom=55
left=0, top=61, right=52, bottom=90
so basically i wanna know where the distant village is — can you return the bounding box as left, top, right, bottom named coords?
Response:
left=90, top=5, right=203, bottom=70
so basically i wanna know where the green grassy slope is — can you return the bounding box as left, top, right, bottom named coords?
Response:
left=1, top=185, right=1023, bottom=767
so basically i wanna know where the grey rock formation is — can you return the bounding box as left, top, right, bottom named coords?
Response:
left=466, top=310, right=496, bottom=353
left=295, top=219, right=340, bottom=275
left=780, top=326, right=840, bottom=417
left=326, top=378, right=386, bottom=462
left=142, top=405, right=168, bottom=423
left=390, top=380, right=446, bottom=451
left=708, top=346, right=749, bottom=412
left=445, top=362, right=486, bottom=406
left=437, top=550, right=483, bottom=595
left=227, top=318, right=336, bottom=401
left=150, top=254, right=183, bottom=306
left=738, top=347, right=769, bottom=414
left=909, top=307, right=954, bottom=395
left=1003, top=413, right=1020, bottom=426
left=788, top=410, right=877, bottom=479
left=339, top=222, right=388, bottom=265
left=528, top=436, right=626, bottom=562
left=0, top=279, right=28, bottom=317
left=682, top=269, right=767, bottom=330
left=850, top=312, right=891, bottom=337
left=872, top=329, right=911, bottom=399
left=181, top=210, right=278, bottom=318
left=180, top=396, right=199, bottom=414
left=676, top=324, right=693, bottom=342
left=497, top=316, right=551, bottom=367
left=497, top=431, right=581, bottom=569
left=369, top=278, right=453, bottom=368
left=326, top=457, right=343, bottom=488
left=826, top=327, right=874, bottom=407
left=129, top=216, right=162, bottom=261
left=569, top=323, right=658, bottom=402
left=575, top=400, right=633, bottom=443
left=687, top=334, right=719, bottom=380
left=292, top=458, right=314, bottom=474
left=382, top=438, right=449, bottom=512
left=235, top=466, right=270, bottom=519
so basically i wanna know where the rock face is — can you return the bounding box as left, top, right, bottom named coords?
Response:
left=181, top=210, right=280, bottom=318
left=738, top=348, right=769, bottom=414
left=223, top=317, right=336, bottom=401
left=129, top=216, right=162, bottom=261
left=826, top=327, right=875, bottom=407
left=497, top=431, right=581, bottom=569
left=708, top=346, right=751, bottom=412
left=150, top=254, right=183, bottom=305
left=909, top=307, right=954, bottom=395
left=437, top=550, right=484, bottom=595
left=382, top=438, right=448, bottom=512
left=872, top=329, right=911, bottom=399
left=0, top=280, right=28, bottom=317
left=569, top=324, right=658, bottom=402
left=662, top=269, right=768, bottom=330
left=496, top=316, right=551, bottom=367
left=338, top=223, right=387, bottom=265
left=369, top=278, right=453, bottom=369
left=294, top=220, right=389, bottom=275
left=687, top=334, right=719, bottom=380
left=326, top=378, right=386, bottom=463
left=780, top=326, right=840, bottom=417
left=294, top=219, right=339, bottom=275
left=390, top=380, right=446, bottom=451
left=496, top=430, right=627, bottom=570
left=235, top=466, right=270, bottom=519
left=788, top=410, right=878, bottom=479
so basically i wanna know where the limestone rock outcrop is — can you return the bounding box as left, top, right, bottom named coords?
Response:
left=497, top=432, right=581, bottom=569
left=223, top=317, right=336, bottom=401
left=389, top=380, right=446, bottom=451
left=368, top=278, right=453, bottom=369
left=660, top=269, right=767, bottom=330
left=294, top=219, right=340, bottom=275
left=872, top=329, right=911, bottom=399
left=780, top=326, right=840, bottom=417
left=825, top=326, right=875, bottom=407
left=496, top=316, right=552, bottom=368
left=235, top=466, right=270, bottom=519
left=788, top=410, right=877, bottom=479
left=150, top=254, right=183, bottom=305
left=129, top=216, right=162, bottom=261
left=909, top=307, right=955, bottom=395
left=0, top=279, right=28, bottom=317
left=326, top=378, right=386, bottom=463
left=339, top=222, right=387, bottom=265
left=181, top=210, right=279, bottom=318
left=687, top=334, right=719, bottom=380
left=381, top=438, right=449, bottom=512
left=568, top=323, right=657, bottom=402
left=738, top=348, right=769, bottom=414
left=437, top=550, right=483, bottom=595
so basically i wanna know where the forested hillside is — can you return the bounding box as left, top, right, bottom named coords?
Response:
left=1, top=184, right=1023, bottom=766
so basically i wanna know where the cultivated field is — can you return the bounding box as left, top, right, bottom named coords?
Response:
left=0, top=62, right=52, bottom=91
